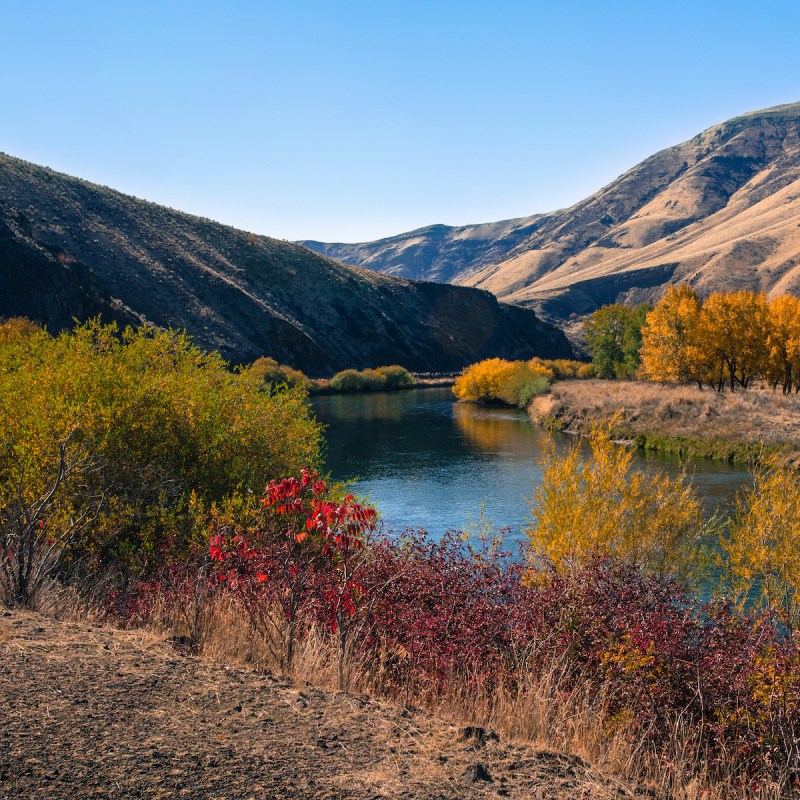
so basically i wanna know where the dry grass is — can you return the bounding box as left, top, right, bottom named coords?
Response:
left=4, top=578, right=788, bottom=799
left=430, top=667, right=788, bottom=800
left=531, top=380, right=800, bottom=457
left=132, top=593, right=788, bottom=800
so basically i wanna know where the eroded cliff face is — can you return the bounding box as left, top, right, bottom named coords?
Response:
left=303, top=102, right=800, bottom=325
left=0, top=154, right=571, bottom=373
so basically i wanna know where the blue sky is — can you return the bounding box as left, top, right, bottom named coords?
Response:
left=1, top=1, right=799, bottom=241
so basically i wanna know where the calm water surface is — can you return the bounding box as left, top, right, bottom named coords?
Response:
left=312, top=387, right=751, bottom=544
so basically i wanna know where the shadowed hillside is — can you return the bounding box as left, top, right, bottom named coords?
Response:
left=303, top=102, right=800, bottom=326
left=0, top=154, right=571, bottom=373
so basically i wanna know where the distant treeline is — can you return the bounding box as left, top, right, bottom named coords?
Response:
left=583, top=288, right=800, bottom=393
left=248, top=358, right=417, bottom=394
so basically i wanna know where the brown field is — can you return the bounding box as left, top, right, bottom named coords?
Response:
left=530, top=380, right=800, bottom=459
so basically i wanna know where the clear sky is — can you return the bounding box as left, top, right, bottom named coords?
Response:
left=1, top=1, right=799, bottom=242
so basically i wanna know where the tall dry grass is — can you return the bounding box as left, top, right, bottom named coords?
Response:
left=531, top=380, right=800, bottom=453
left=130, top=588, right=789, bottom=800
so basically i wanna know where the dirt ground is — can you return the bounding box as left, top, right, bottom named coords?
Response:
left=0, top=611, right=652, bottom=800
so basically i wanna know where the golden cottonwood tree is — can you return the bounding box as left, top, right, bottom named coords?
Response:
left=700, top=290, right=770, bottom=391
left=765, top=294, right=800, bottom=393
left=639, top=286, right=705, bottom=384
left=640, top=287, right=795, bottom=391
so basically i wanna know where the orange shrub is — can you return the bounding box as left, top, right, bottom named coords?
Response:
left=453, top=358, right=553, bottom=407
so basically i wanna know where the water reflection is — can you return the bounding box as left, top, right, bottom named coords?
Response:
left=452, top=402, right=549, bottom=457
left=311, top=387, right=751, bottom=540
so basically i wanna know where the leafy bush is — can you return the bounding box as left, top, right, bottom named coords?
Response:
left=526, top=420, right=711, bottom=582
left=211, top=469, right=377, bottom=684
left=245, top=356, right=309, bottom=389
left=0, top=316, right=41, bottom=344
left=496, top=364, right=551, bottom=407
left=330, top=369, right=377, bottom=392
left=721, top=459, right=800, bottom=627
left=329, top=365, right=413, bottom=393
left=530, top=357, right=594, bottom=380
left=0, top=321, right=322, bottom=605
left=375, top=364, right=414, bottom=389
left=453, top=358, right=553, bottom=407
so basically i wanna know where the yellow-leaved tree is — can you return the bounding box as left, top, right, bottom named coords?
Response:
left=765, top=294, right=800, bottom=394
left=699, top=290, right=770, bottom=391
left=526, top=419, right=710, bottom=582
left=721, top=462, right=800, bottom=627
left=639, top=285, right=706, bottom=385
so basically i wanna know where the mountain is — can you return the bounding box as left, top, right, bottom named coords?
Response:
left=301, top=102, right=800, bottom=325
left=0, top=153, right=572, bottom=374
left=301, top=215, right=548, bottom=285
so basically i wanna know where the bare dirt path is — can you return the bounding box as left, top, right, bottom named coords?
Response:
left=0, top=611, right=641, bottom=800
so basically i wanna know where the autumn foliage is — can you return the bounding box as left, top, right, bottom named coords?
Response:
left=0, top=319, right=322, bottom=607
left=207, top=468, right=377, bottom=683
left=454, top=357, right=595, bottom=408
left=116, top=463, right=800, bottom=791
left=640, top=287, right=800, bottom=392
left=245, top=356, right=310, bottom=389
left=526, top=420, right=711, bottom=581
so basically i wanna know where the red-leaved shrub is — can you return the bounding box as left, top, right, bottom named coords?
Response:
left=113, top=471, right=800, bottom=790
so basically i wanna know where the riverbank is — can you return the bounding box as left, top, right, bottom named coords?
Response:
left=529, top=380, right=800, bottom=463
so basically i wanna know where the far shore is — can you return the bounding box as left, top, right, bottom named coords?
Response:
left=309, top=374, right=456, bottom=396
left=528, top=379, right=800, bottom=464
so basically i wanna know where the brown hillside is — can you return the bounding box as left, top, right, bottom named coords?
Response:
left=303, top=102, right=800, bottom=325
left=0, top=154, right=571, bottom=373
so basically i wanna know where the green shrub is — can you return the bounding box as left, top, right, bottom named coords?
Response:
left=329, top=365, right=414, bottom=393
left=330, top=369, right=370, bottom=392
left=376, top=365, right=414, bottom=389
left=246, top=356, right=309, bottom=389
left=0, top=321, right=322, bottom=601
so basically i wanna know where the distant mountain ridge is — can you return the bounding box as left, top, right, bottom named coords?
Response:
left=301, top=215, right=549, bottom=285
left=301, top=102, right=800, bottom=325
left=0, top=154, right=572, bottom=374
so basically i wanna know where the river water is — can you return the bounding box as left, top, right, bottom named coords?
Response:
left=312, top=386, right=751, bottom=545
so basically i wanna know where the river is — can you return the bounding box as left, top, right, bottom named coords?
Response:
left=312, top=386, right=751, bottom=545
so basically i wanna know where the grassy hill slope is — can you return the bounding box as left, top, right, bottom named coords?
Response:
left=303, top=102, right=800, bottom=326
